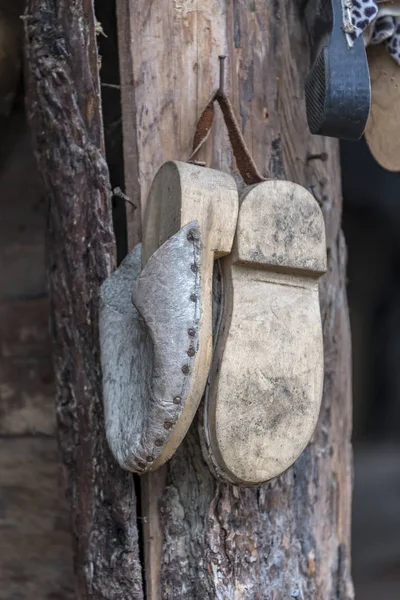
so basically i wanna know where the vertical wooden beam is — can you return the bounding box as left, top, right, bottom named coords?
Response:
left=116, top=0, right=231, bottom=238
left=116, top=0, right=142, bottom=248
left=115, top=3, right=232, bottom=597
left=117, top=1, right=353, bottom=598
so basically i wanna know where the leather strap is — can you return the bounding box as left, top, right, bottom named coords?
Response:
left=188, top=89, right=265, bottom=185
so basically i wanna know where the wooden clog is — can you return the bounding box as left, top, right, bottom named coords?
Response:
left=100, top=162, right=238, bottom=472
left=201, top=180, right=327, bottom=485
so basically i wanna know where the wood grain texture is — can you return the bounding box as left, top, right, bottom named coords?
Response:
left=119, top=0, right=353, bottom=598
left=116, top=0, right=232, bottom=246
left=142, top=162, right=238, bottom=467
left=365, top=44, right=400, bottom=172
left=24, top=2, right=143, bottom=598
left=202, top=180, right=327, bottom=485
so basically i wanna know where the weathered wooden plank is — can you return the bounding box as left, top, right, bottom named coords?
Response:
left=116, top=4, right=232, bottom=595
left=116, top=0, right=231, bottom=247
left=118, top=0, right=353, bottom=598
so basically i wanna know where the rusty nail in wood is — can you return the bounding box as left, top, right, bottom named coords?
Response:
left=113, top=186, right=137, bottom=209
left=188, top=328, right=196, bottom=337
left=187, top=347, right=196, bottom=357
left=155, top=439, right=163, bottom=447
left=164, top=422, right=173, bottom=430
left=191, top=263, right=199, bottom=273
left=190, top=293, right=197, bottom=302
left=182, top=364, right=190, bottom=375
left=173, top=396, right=182, bottom=404
left=146, top=456, right=154, bottom=462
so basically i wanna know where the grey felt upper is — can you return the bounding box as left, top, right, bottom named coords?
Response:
left=99, top=222, right=202, bottom=473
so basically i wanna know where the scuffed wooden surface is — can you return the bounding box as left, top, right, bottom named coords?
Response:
left=117, top=0, right=232, bottom=248
left=202, top=180, right=326, bottom=485
left=24, top=1, right=143, bottom=598
left=119, top=0, right=353, bottom=598
left=142, top=162, right=238, bottom=469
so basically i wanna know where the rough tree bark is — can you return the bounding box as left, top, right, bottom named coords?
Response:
left=24, top=2, right=143, bottom=599
left=117, top=1, right=353, bottom=599
left=24, top=0, right=353, bottom=599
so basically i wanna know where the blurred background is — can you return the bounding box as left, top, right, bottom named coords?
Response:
left=1, top=3, right=399, bottom=598
left=342, top=138, right=400, bottom=600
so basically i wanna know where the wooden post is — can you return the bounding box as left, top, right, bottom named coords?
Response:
left=24, top=0, right=353, bottom=598
left=116, top=1, right=353, bottom=598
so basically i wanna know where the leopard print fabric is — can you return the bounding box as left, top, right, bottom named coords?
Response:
left=348, top=0, right=378, bottom=42
left=345, top=0, right=400, bottom=65
left=384, top=19, right=400, bottom=63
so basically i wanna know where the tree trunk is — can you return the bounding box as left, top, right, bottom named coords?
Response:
left=24, top=0, right=353, bottom=599
left=24, top=2, right=143, bottom=599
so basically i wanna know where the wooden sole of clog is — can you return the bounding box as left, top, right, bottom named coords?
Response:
left=201, top=180, right=327, bottom=485
left=141, top=162, right=239, bottom=469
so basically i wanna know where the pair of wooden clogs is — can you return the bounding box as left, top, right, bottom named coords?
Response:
left=99, top=162, right=327, bottom=486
